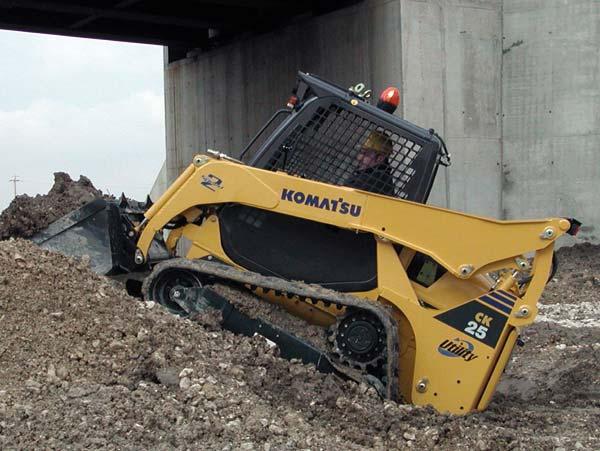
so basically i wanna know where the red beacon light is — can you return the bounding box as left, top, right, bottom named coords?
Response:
left=377, top=87, right=400, bottom=114
left=286, top=94, right=298, bottom=109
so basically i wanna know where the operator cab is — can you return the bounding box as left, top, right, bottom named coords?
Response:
left=243, top=72, right=449, bottom=202
left=219, top=72, right=450, bottom=291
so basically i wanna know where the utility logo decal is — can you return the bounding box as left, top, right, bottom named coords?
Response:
left=438, top=338, right=478, bottom=361
left=280, top=188, right=362, bottom=217
left=201, top=174, right=223, bottom=191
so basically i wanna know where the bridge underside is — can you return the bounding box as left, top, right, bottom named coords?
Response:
left=0, top=0, right=359, bottom=60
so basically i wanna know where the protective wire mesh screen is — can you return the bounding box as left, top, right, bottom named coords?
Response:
left=266, top=103, right=424, bottom=199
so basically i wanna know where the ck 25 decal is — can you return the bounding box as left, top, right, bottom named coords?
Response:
left=434, top=291, right=516, bottom=348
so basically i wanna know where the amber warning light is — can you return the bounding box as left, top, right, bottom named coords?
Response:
left=377, top=87, right=400, bottom=114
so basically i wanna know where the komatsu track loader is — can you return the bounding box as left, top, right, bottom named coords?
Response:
left=34, top=72, right=580, bottom=414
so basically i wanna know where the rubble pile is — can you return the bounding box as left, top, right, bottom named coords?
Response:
left=0, top=172, right=103, bottom=240
left=0, top=239, right=597, bottom=450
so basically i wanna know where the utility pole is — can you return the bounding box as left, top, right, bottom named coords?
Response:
left=9, top=175, right=21, bottom=198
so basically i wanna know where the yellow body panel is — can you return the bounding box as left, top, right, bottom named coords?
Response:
left=137, top=155, right=566, bottom=414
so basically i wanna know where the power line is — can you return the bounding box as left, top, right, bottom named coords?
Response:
left=8, top=175, right=21, bottom=198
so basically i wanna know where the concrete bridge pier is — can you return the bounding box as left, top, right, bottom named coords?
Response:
left=164, top=0, right=600, bottom=244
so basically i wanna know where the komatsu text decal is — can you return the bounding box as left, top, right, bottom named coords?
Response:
left=280, top=188, right=362, bottom=217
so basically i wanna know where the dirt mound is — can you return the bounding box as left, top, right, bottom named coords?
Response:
left=543, top=242, right=600, bottom=305
left=0, top=239, right=598, bottom=449
left=0, top=172, right=103, bottom=240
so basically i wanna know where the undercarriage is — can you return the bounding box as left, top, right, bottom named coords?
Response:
left=142, top=258, right=400, bottom=400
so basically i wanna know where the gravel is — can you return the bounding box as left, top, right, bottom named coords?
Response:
left=0, top=239, right=597, bottom=450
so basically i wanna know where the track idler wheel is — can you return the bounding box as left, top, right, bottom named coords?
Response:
left=147, top=268, right=203, bottom=315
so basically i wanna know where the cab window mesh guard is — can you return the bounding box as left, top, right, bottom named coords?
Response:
left=259, top=100, right=436, bottom=201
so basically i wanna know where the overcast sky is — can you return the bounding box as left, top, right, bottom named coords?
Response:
left=0, top=30, right=165, bottom=210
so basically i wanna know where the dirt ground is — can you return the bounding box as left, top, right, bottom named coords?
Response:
left=212, top=283, right=330, bottom=351
left=0, top=172, right=103, bottom=240
left=0, top=238, right=597, bottom=450
left=0, top=178, right=598, bottom=449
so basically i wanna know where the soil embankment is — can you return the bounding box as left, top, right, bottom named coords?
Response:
left=0, top=239, right=597, bottom=450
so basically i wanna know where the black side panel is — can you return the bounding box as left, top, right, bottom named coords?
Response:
left=218, top=205, right=377, bottom=292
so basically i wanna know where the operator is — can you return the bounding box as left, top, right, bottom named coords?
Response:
left=346, top=130, right=395, bottom=196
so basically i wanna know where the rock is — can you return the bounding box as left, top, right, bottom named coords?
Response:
left=25, top=379, right=42, bottom=392
left=202, top=383, right=218, bottom=400
left=156, top=368, right=180, bottom=387
left=226, top=419, right=241, bottom=429
left=403, top=432, right=416, bottom=441
left=179, top=377, right=192, bottom=390
left=56, top=365, right=69, bottom=380
left=46, top=364, right=60, bottom=384
left=179, top=368, right=194, bottom=378
left=476, top=440, right=489, bottom=450
left=229, top=366, right=244, bottom=378
left=136, top=328, right=149, bottom=340
left=268, top=424, right=285, bottom=435
left=351, top=401, right=366, bottom=412
left=336, top=397, right=349, bottom=409
left=383, top=401, right=398, bottom=416
left=150, top=351, right=166, bottom=367
left=66, top=384, right=98, bottom=399
left=283, top=412, right=302, bottom=426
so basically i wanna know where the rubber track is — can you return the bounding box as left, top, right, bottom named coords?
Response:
left=142, top=258, right=400, bottom=401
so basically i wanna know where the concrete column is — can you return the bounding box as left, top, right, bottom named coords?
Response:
left=502, top=0, right=600, bottom=243
left=400, top=0, right=502, bottom=215
left=162, top=0, right=600, bottom=243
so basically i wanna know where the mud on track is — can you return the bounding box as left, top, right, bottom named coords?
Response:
left=0, top=238, right=597, bottom=450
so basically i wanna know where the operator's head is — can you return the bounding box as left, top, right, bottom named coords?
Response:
left=357, top=131, right=393, bottom=170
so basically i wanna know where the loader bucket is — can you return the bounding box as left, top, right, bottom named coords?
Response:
left=31, top=198, right=138, bottom=276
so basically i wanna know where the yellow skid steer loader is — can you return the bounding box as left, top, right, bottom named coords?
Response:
left=33, top=73, right=580, bottom=414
